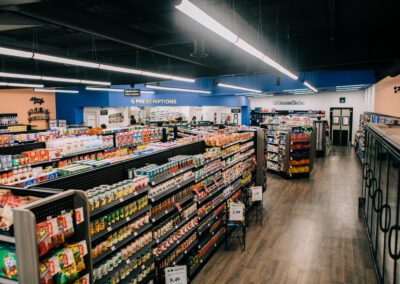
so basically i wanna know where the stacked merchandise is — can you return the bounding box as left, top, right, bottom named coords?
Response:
left=0, top=127, right=162, bottom=187
left=263, top=117, right=315, bottom=177
left=0, top=189, right=91, bottom=284
left=88, top=177, right=154, bottom=283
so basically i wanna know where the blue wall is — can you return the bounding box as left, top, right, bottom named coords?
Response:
left=55, top=70, right=376, bottom=125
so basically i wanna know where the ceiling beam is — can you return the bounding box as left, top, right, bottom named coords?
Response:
left=3, top=2, right=213, bottom=69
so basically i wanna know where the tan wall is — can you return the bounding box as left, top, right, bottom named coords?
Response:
left=374, top=75, right=400, bottom=116
left=0, top=88, right=56, bottom=129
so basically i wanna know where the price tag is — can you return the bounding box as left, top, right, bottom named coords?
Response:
left=111, top=246, right=116, bottom=251
left=251, top=186, right=263, bottom=202
left=126, top=259, right=131, bottom=264
left=165, top=210, right=169, bottom=214
left=134, top=231, right=138, bottom=236
left=119, top=198, right=124, bottom=202
left=204, top=185, right=209, bottom=192
left=134, top=191, right=138, bottom=196
left=229, top=202, right=244, bottom=222
left=74, top=207, right=85, bottom=224
left=175, top=203, right=182, bottom=212
left=107, top=227, right=112, bottom=232
left=165, top=265, right=188, bottom=284
left=126, top=216, right=131, bottom=221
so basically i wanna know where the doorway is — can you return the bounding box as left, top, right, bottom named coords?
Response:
left=330, top=108, right=353, bottom=146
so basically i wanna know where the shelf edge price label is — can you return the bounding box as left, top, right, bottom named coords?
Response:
left=165, top=265, right=188, bottom=284
left=251, top=186, right=263, bottom=202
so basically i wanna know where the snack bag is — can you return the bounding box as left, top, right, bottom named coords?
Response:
left=0, top=244, right=18, bottom=280
left=37, top=220, right=54, bottom=257
left=39, top=262, right=53, bottom=284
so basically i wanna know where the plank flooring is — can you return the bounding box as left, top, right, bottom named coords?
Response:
left=192, top=147, right=376, bottom=284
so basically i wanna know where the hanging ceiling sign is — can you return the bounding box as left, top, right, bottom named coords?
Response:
left=124, top=89, right=141, bottom=96
left=273, top=100, right=304, bottom=105
left=130, top=99, right=177, bottom=105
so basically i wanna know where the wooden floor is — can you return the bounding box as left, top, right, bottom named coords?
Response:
left=192, top=147, right=376, bottom=284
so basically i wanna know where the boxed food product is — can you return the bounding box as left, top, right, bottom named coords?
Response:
left=0, top=243, right=18, bottom=281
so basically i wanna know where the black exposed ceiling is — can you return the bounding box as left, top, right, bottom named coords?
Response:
left=0, top=0, right=398, bottom=86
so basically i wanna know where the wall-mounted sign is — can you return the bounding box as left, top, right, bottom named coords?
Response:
left=273, top=100, right=304, bottom=105
left=231, top=108, right=241, bottom=113
left=100, top=110, right=108, bottom=115
left=124, top=89, right=141, bottom=96
left=340, top=97, right=346, bottom=103
left=131, top=99, right=177, bottom=105
left=394, top=86, right=400, bottom=94
left=30, top=97, right=44, bottom=105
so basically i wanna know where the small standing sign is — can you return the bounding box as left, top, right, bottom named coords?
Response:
left=251, top=186, right=263, bottom=202
left=229, top=202, right=244, bottom=221
left=165, top=265, right=188, bottom=284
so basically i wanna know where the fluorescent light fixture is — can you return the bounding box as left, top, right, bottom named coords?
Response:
left=0, top=82, right=43, bottom=88
left=176, top=0, right=298, bottom=80
left=336, top=88, right=362, bottom=92
left=145, top=84, right=211, bottom=94
left=0, top=46, right=195, bottom=83
left=86, top=87, right=124, bottom=92
left=218, top=82, right=262, bottom=93
left=33, top=53, right=100, bottom=68
left=34, top=88, right=79, bottom=94
left=336, top=84, right=365, bottom=89
left=303, top=81, right=318, bottom=92
left=0, top=71, right=110, bottom=86
left=176, top=0, right=239, bottom=43
left=0, top=71, right=41, bottom=80
left=0, top=46, right=33, bottom=58
left=140, top=90, right=155, bottom=94
left=292, top=92, right=314, bottom=95
left=283, top=88, right=310, bottom=92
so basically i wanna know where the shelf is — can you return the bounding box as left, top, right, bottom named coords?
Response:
left=95, top=240, right=155, bottom=284
left=61, top=148, right=107, bottom=159
left=194, top=156, right=221, bottom=168
left=197, top=223, right=225, bottom=251
left=92, top=205, right=151, bottom=242
left=240, top=144, right=254, bottom=153
left=194, top=167, right=221, bottom=183
left=155, top=224, right=198, bottom=260
left=198, top=211, right=225, bottom=236
left=267, top=159, right=278, bottom=163
left=150, top=176, right=195, bottom=203
left=0, top=234, right=15, bottom=243
left=150, top=164, right=195, bottom=186
left=221, top=149, right=241, bottom=160
left=197, top=183, right=225, bottom=206
left=221, top=140, right=240, bottom=149
left=267, top=150, right=279, bottom=154
left=0, top=277, right=18, bottom=284
left=93, top=222, right=152, bottom=265
left=90, top=186, right=150, bottom=218
left=151, top=194, right=194, bottom=223
left=172, top=239, right=199, bottom=265
left=0, top=159, right=59, bottom=173
left=119, top=262, right=155, bottom=284
left=154, top=210, right=198, bottom=244
left=222, top=157, right=243, bottom=171
left=189, top=232, right=226, bottom=278
left=239, top=137, right=254, bottom=143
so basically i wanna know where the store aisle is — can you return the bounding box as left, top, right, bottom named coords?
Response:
left=192, top=147, right=376, bottom=284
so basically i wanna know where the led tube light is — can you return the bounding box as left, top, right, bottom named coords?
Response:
left=0, top=46, right=33, bottom=58
left=0, top=46, right=195, bottom=83
left=0, top=82, right=43, bottom=88
left=218, top=82, right=262, bottom=93
left=86, top=87, right=124, bottom=92
left=303, top=81, right=318, bottom=92
left=175, top=0, right=298, bottom=80
left=34, top=88, right=79, bottom=94
left=0, top=71, right=111, bottom=86
left=145, top=84, right=211, bottom=94
left=140, top=91, right=155, bottom=94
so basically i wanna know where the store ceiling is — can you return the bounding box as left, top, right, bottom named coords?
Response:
left=0, top=0, right=398, bottom=87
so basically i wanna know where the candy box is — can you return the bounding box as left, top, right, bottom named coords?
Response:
left=0, top=244, right=18, bottom=280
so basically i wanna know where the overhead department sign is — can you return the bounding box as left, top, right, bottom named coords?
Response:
left=130, top=99, right=177, bottom=105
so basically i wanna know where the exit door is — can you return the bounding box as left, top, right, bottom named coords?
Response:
left=330, top=108, right=353, bottom=146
